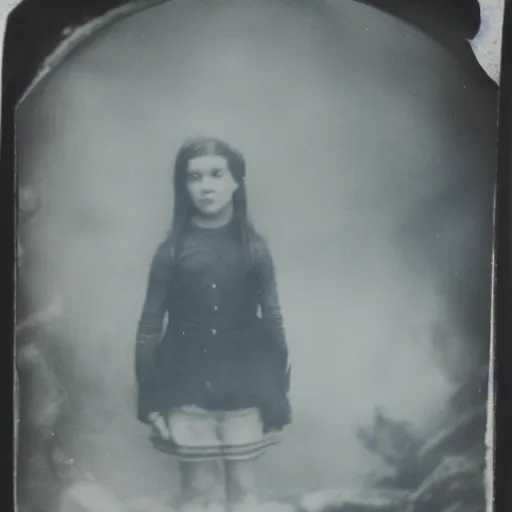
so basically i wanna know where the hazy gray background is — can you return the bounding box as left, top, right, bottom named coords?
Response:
left=16, top=0, right=496, bottom=504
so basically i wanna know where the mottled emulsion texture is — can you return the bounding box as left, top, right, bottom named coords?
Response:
left=15, top=1, right=496, bottom=511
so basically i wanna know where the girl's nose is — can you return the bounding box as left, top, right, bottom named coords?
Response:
left=200, top=179, right=215, bottom=193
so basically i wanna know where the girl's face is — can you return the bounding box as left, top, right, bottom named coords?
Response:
left=186, top=155, right=239, bottom=217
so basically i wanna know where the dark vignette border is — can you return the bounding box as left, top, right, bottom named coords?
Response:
left=494, top=1, right=512, bottom=511
left=0, top=1, right=503, bottom=511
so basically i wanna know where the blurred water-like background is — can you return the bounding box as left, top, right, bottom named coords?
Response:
left=15, top=0, right=496, bottom=510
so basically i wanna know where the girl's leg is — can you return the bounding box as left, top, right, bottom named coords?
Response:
left=168, top=408, right=225, bottom=510
left=220, top=409, right=264, bottom=511
left=179, top=460, right=224, bottom=510
left=225, top=458, right=258, bottom=511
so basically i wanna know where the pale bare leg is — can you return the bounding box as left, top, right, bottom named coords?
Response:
left=225, top=459, right=259, bottom=512
left=179, top=461, right=224, bottom=512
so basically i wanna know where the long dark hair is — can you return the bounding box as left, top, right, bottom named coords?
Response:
left=165, top=136, right=261, bottom=266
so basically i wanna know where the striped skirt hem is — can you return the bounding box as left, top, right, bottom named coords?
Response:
left=150, top=431, right=283, bottom=462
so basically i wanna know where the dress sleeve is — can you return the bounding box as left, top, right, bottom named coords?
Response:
left=135, top=244, right=174, bottom=421
left=255, top=243, right=289, bottom=372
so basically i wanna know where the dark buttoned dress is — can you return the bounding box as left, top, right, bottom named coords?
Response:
left=135, top=221, right=291, bottom=435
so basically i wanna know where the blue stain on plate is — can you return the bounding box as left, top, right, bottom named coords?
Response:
left=470, top=0, right=504, bottom=83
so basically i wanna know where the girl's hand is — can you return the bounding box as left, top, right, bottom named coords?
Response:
left=148, top=412, right=172, bottom=441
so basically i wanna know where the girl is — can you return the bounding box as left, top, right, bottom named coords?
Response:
left=135, top=137, right=291, bottom=512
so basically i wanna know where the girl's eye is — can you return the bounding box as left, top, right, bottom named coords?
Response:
left=187, top=173, right=201, bottom=181
left=212, top=169, right=225, bottom=178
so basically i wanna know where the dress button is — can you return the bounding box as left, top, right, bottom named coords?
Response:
left=211, top=283, right=217, bottom=289
left=211, top=328, right=217, bottom=335
left=213, top=306, right=218, bottom=311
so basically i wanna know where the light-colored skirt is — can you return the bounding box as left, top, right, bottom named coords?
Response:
left=151, top=406, right=282, bottom=462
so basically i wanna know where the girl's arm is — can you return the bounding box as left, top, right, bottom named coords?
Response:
left=135, top=244, right=173, bottom=422
left=256, top=243, right=290, bottom=377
